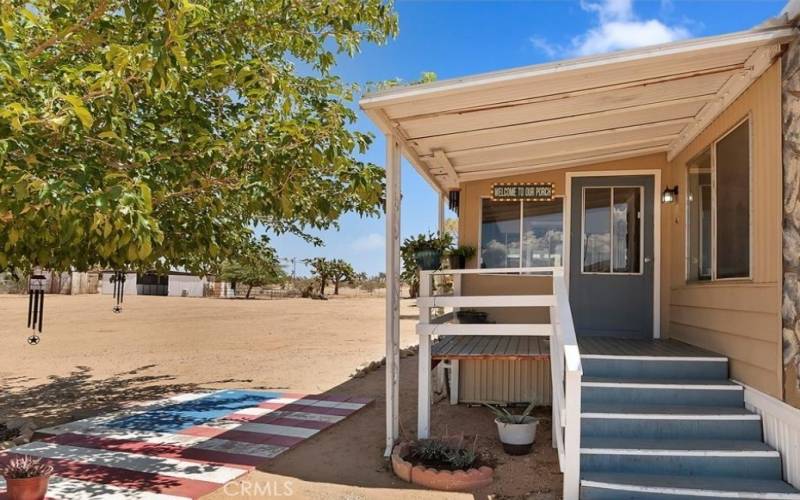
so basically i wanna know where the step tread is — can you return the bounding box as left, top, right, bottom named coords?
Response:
left=583, top=377, right=740, bottom=387
left=583, top=403, right=755, bottom=416
left=581, top=472, right=800, bottom=496
left=581, top=437, right=776, bottom=453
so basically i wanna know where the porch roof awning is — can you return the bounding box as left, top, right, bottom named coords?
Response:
left=360, top=26, right=796, bottom=193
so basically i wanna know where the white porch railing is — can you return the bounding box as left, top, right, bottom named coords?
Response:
left=417, top=266, right=582, bottom=500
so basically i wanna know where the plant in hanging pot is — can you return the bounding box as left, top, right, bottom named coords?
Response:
left=447, top=246, right=476, bottom=270
left=1, top=455, right=53, bottom=500
left=484, top=402, right=538, bottom=455
left=402, top=232, right=454, bottom=272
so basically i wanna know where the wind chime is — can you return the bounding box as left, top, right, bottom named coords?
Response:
left=111, top=271, right=126, bottom=313
left=26, top=274, right=46, bottom=345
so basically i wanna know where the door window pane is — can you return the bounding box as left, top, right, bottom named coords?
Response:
left=481, top=199, right=520, bottom=268
left=716, top=121, right=750, bottom=279
left=522, top=199, right=563, bottom=267
left=687, top=149, right=712, bottom=281
left=583, top=188, right=611, bottom=273
left=613, top=188, right=641, bottom=273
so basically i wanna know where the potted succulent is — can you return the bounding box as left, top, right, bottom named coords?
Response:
left=447, top=246, right=476, bottom=270
left=484, top=402, right=538, bottom=455
left=2, top=455, right=53, bottom=500
left=391, top=434, right=494, bottom=491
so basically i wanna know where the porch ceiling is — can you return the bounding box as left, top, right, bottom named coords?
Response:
left=360, top=26, right=796, bottom=193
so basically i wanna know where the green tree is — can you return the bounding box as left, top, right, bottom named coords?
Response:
left=329, top=258, right=356, bottom=295
left=0, top=1, right=397, bottom=274
left=305, top=257, right=333, bottom=295
left=221, top=241, right=285, bottom=299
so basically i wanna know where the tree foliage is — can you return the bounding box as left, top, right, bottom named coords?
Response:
left=0, top=0, right=398, bottom=273
left=329, top=258, right=356, bottom=295
left=304, top=256, right=357, bottom=295
left=220, top=240, right=285, bottom=299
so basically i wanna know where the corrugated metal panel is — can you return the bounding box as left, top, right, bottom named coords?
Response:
left=744, top=385, right=800, bottom=488
left=458, top=359, right=551, bottom=405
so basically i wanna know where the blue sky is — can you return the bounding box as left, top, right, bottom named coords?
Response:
left=269, top=0, right=785, bottom=277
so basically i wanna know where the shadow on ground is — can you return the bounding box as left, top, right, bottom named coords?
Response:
left=0, top=365, right=253, bottom=427
left=223, top=355, right=563, bottom=500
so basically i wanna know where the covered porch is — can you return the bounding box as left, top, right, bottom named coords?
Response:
left=361, top=23, right=796, bottom=500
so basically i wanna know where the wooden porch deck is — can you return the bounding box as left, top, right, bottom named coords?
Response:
left=431, top=336, right=722, bottom=360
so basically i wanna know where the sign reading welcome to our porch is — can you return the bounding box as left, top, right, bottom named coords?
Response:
left=491, top=182, right=555, bottom=202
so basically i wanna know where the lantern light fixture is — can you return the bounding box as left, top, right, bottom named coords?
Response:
left=662, top=186, right=679, bottom=204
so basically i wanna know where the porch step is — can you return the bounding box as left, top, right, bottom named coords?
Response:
left=581, top=355, right=729, bottom=380
left=580, top=472, right=800, bottom=499
left=582, top=377, right=744, bottom=406
left=581, top=402, right=763, bottom=440
left=580, top=437, right=782, bottom=480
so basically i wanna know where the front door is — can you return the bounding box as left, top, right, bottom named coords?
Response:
left=569, top=175, right=655, bottom=338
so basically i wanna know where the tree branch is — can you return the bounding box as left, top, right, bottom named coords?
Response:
left=27, top=0, right=110, bottom=59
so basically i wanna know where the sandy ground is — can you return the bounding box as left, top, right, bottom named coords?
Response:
left=0, top=294, right=561, bottom=499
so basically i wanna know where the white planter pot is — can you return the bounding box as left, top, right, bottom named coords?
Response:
left=495, top=416, right=538, bottom=455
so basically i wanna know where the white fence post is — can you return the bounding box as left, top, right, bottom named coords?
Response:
left=418, top=270, right=432, bottom=439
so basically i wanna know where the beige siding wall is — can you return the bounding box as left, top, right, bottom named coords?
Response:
left=451, top=61, right=784, bottom=401
left=458, top=152, right=672, bottom=334
left=666, top=61, right=783, bottom=398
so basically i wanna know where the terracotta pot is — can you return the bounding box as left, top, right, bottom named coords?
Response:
left=391, top=442, right=493, bottom=491
left=5, top=476, right=49, bottom=500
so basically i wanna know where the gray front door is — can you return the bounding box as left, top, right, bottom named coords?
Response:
left=569, top=175, right=655, bottom=338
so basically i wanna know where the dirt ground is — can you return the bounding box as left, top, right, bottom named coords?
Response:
left=0, top=294, right=562, bottom=499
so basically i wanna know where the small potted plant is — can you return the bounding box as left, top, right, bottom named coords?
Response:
left=447, top=246, right=476, bottom=270
left=403, top=232, right=454, bottom=271
left=484, top=402, right=538, bottom=455
left=2, top=455, right=53, bottom=500
left=456, top=308, right=489, bottom=324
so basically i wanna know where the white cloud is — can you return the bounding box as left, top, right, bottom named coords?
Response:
left=531, top=0, right=691, bottom=58
left=351, top=233, right=384, bottom=252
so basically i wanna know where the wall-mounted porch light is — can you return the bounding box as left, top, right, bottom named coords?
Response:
left=661, top=186, right=679, bottom=204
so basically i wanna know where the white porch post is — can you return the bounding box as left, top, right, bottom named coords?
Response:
left=385, top=134, right=402, bottom=457
left=418, top=274, right=432, bottom=439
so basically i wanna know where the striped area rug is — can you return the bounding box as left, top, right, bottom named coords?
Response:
left=0, top=390, right=372, bottom=499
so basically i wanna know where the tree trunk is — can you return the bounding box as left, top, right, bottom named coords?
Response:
left=334, top=281, right=340, bottom=295
left=246, top=284, right=252, bottom=299
left=320, top=276, right=326, bottom=295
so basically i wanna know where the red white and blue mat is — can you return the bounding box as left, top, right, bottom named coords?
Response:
left=0, top=390, right=372, bottom=499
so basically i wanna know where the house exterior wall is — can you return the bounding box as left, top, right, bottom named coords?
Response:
left=458, top=358, right=552, bottom=405
left=782, top=38, right=800, bottom=408
left=100, top=272, right=138, bottom=296
left=167, top=274, right=207, bottom=297
left=453, top=61, right=786, bottom=403
left=667, top=60, right=783, bottom=399
left=458, top=152, right=672, bottom=334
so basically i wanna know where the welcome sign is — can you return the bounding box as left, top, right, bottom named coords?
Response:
left=491, top=182, right=555, bottom=202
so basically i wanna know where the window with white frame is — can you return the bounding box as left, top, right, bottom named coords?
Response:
left=581, top=186, right=643, bottom=274
left=480, top=198, right=563, bottom=269
left=686, top=119, right=750, bottom=282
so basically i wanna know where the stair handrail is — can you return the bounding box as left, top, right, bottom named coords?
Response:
left=551, top=268, right=582, bottom=500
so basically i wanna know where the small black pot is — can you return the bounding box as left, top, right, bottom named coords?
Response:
left=448, top=254, right=467, bottom=270
left=415, top=250, right=442, bottom=271
left=456, top=310, right=488, bottom=324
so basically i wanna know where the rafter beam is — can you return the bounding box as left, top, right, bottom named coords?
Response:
left=421, top=118, right=690, bottom=160
left=450, top=134, right=677, bottom=173
left=458, top=146, right=669, bottom=182
left=432, top=149, right=459, bottom=187
left=667, top=43, right=783, bottom=160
